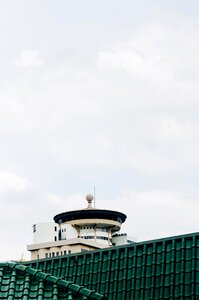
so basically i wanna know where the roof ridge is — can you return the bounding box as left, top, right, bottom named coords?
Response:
left=0, top=262, right=106, bottom=300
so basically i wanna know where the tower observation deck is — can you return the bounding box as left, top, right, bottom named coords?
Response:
left=54, top=194, right=126, bottom=231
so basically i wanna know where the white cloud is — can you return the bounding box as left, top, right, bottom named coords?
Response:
left=97, top=22, right=199, bottom=90
left=14, top=49, right=43, bottom=68
left=0, top=171, right=30, bottom=193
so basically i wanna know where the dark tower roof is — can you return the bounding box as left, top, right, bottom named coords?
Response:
left=54, top=209, right=127, bottom=224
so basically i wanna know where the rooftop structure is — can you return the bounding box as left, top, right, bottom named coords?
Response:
left=27, top=194, right=131, bottom=260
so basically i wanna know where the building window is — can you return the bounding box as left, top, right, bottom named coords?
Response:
left=55, top=236, right=57, bottom=241
left=96, top=227, right=106, bottom=232
left=60, top=251, right=62, bottom=256
left=33, top=224, right=36, bottom=233
left=96, top=236, right=109, bottom=240
left=56, top=252, right=59, bottom=256
left=52, top=252, right=55, bottom=257
left=55, top=226, right=57, bottom=231
left=64, top=250, right=67, bottom=255
left=37, top=255, right=39, bottom=259
left=68, top=250, right=71, bottom=254
left=45, top=253, right=48, bottom=258
left=49, top=253, right=51, bottom=258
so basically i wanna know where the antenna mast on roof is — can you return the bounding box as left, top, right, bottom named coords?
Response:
left=94, top=186, right=96, bottom=208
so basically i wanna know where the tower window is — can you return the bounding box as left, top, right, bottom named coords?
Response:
left=54, top=236, right=57, bottom=241
left=33, top=224, right=36, bottom=233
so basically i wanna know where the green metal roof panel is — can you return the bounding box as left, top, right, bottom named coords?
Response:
left=0, top=262, right=106, bottom=299
left=25, top=232, right=199, bottom=299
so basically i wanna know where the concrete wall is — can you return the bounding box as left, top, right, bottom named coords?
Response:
left=60, top=224, right=78, bottom=240
left=31, top=244, right=97, bottom=260
left=33, top=222, right=59, bottom=244
left=112, top=234, right=128, bottom=246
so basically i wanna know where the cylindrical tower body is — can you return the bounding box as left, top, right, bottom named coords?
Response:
left=54, top=208, right=127, bottom=246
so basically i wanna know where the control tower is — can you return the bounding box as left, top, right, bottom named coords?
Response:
left=27, top=194, right=131, bottom=260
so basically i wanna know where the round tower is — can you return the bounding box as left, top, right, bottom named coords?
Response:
left=54, top=194, right=127, bottom=246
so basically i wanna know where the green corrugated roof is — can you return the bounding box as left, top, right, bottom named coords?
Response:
left=0, top=262, right=106, bottom=299
left=25, top=232, right=199, bottom=299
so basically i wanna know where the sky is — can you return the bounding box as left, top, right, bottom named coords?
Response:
left=0, top=0, right=199, bottom=260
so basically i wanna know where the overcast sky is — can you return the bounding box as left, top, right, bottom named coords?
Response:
left=0, top=0, right=199, bottom=260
